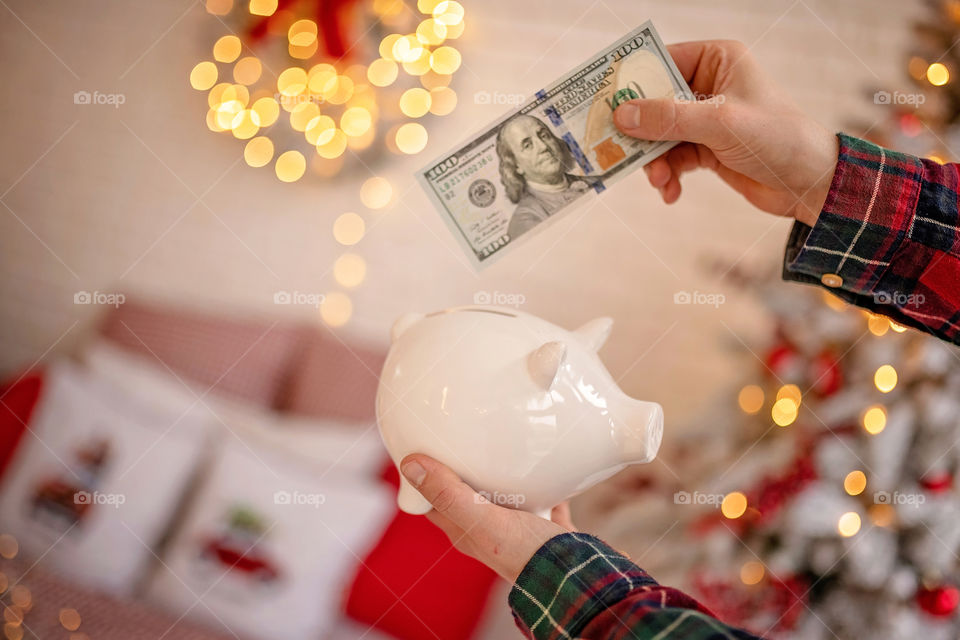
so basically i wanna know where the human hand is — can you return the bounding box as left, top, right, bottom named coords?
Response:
left=613, top=40, right=839, bottom=227
left=400, top=454, right=576, bottom=582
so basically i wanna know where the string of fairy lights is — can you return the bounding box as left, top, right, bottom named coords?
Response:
left=189, top=0, right=466, bottom=327
left=723, top=296, right=908, bottom=586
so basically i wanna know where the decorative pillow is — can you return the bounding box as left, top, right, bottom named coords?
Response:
left=343, top=463, right=499, bottom=640
left=146, top=434, right=393, bottom=640
left=0, top=362, right=213, bottom=595
left=279, top=330, right=385, bottom=422
left=98, top=299, right=304, bottom=407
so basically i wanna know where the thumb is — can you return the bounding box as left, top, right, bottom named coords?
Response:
left=400, top=454, right=489, bottom=527
left=614, top=97, right=730, bottom=148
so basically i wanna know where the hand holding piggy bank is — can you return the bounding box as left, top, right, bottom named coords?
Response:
left=376, top=306, right=664, bottom=516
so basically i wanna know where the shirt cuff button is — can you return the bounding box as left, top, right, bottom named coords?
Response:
left=820, top=273, right=843, bottom=288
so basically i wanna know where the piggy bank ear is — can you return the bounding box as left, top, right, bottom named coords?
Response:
left=391, top=312, right=424, bottom=343
left=575, top=317, right=613, bottom=351
left=528, top=341, right=567, bottom=390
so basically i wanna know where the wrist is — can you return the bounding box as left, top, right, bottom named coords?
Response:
left=795, top=129, right=839, bottom=227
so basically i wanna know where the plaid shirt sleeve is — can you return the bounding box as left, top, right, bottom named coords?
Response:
left=783, top=133, right=960, bottom=345
left=508, top=533, right=763, bottom=639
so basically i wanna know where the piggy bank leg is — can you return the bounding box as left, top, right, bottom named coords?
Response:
left=397, top=475, right=433, bottom=515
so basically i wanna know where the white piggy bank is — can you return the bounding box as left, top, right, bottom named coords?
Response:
left=376, top=306, right=664, bottom=516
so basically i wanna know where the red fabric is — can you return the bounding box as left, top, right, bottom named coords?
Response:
left=280, top=330, right=385, bottom=422
left=0, top=372, right=45, bottom=479
left=98, top=300, right=304, bottom=408
left=343, top=463, right=498, bottom=640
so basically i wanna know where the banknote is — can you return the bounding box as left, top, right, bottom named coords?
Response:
left=418, top=21, right=694, bottom=269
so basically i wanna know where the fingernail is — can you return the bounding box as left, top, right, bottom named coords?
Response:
left=615, top=103, right=640, bottom=128
left=401, top=460, right=427, bottom=487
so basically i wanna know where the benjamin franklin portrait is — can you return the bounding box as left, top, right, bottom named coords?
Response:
left=495, top=114, right=596, bottom=240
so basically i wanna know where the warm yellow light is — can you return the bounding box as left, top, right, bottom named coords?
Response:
left=433, top=0, right=464, bottom=25
left=213, top=35, right=242, bottom=63
left=0, top=534, right=18, bottom=560
left=837, top=511, right=861, bottom=537
left=368, top=58, right=399, bottom=87
left=909, top=56, right=928, bottom=81
left=821, top=290, right=846, bottom=311
left=5, top=622, right=24, bottom=640
left=59, top=609, right=81, bottom=631
left=10, top=585, right=29, bottom=608
left=251, top=96, right=280, bottom=127
left=379, top=34, right=403, bottom=61
left=862, top=405, right=887, bottom=434
left=889, top=321, right=907, bottom=333
left=721, top=492, right=747, bottom=519
left=737, top=385, right=764, bottom=415
left=400, top=87, right=432, bottom=117
left=278, top=67, right=309, bottom=97
left=771, top=398, right=798, bottom=427
left=430, top=46, right=461, bottom=74
left=417, top=0, right=442, bottom=11
left=334, top=253, right=367, bottom=287
left=308, top=62, right=337, bottom=88
left=444, top=19, right=465, bottom=39
left=417, top=18, right=447, bottom=45
left=288, top=19, right=318, bottom=46
left=346, top=126, right=377, bottom=151
left=320, top=291, right=353, bottom=327
left=249, top=0, right=278, bottom=16
left=243, top=136, right=274, bottom=167
left=392, top=35, right=424, bottom=63
left=275, top=150, right=306, bottom=182
left=776, top=384, right=802, bottom=406
left=740, top=561, right=765, bottom=585
left=403, top=49, right=432, bottom=76
left=233, top=56, right=262, bottom=85
left=208, top=82, right=232, bottom=108
left=374, top=0, right=405, bottom=16
left=927, top=62, right=950, bottom=86
left=320, top=76, right=354, bottom=105
left=874, top=365, right=897, bottom=393
left=221, top=83, right=250, bottom=107
left=231, top=109, right=260, bottom=139
left=216, top=100, right=244, bottom=129
left=396, top=122, right=428, bottom=154
left=190, top=61, right=218, bottom=90
left=360, top=177, right=393, bottom=209
left=290, top=101, right=320, bottom=131
left=843, top=470, right=867, bottom=496
left=206, top=108, right=226, bottom=132
left=340, top=107, right=372, bottom=137
left=429, top=86, right=457, bottom=115
left=867, top=314, right=890, bottom=336
left=333, top=212, right=365, bottom=245
left=316, top=129, right=348, bottom=158
left=305, top=114, right=336, bottom=145
left=869, top=503, right=896, bottom=527
left=206, top=0, right=233, bottom=15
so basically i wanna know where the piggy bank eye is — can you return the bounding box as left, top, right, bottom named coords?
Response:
left=527, top=341, right=567, bottom=390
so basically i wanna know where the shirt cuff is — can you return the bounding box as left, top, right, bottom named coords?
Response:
left=783, top=133, right=923, bottom=296
left=507, top=532, right=656, bottom=640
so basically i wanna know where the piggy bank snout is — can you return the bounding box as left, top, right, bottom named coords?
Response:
left=614, top=400, right=664, bottom=464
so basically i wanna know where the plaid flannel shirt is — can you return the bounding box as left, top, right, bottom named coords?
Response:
left=784, top=133, right=960, bottom=344
left=507, top=135, right=960, bottom=640
left=509, top=533, right=761, bottom=639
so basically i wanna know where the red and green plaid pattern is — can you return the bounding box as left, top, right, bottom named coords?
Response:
left=509, top=533, right=762, bottom=639
left=784, top=133, right=960, bottom=344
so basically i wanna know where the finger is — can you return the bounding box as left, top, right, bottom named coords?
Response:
left=645, top=157, right=671, bottom=188
left=400, top=454, right=489, bottom=529
left=550, top=502, right=576, bottom=531
left=425, top=509, right=468, bottom=543
left=665, top=143, right=707, bottom=176
left=614, top=97, right=735, bottom=148
left=661, top=174, right=682, bottom=204
left=666, top=40, right=753, bottom=96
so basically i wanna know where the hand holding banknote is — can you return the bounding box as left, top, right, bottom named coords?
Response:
left=613, top=40, right=839, bottom=228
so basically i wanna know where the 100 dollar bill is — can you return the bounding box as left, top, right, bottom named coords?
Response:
left=418, top=21, right=693, bottom=269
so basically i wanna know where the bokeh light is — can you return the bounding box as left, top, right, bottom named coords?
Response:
left=360, top=176, right=393, bottom=209
left=333, top=212, right=365, bottom=245
left=862, top=405, right=887, bottom=434
left=429, top=86, right=457, bottom=115
left=320, top=292, right=353, bottom=327
left=771, top=398, right=798, bottom=427
left=275, top=150, right=306, bottom=182
left=233, top=56, right=262, bottom=85
left=251, top=96, right=280, bottom=127
left=430, top=46, right=462, bottom=74
left=838, top=511, right=861, bottom=537
left=249, top=0, right=278, bottom=16
left=341, top=107, right=372, bottom=137
left=721, top=492, right=747, bottom=519
left=243, top=136, right=274, bottom=167
left=927, top=62, right=950, bottom=86
left=190, top=61, right=218, bottom=90
left=213, top=35, right=242, bottom=63
left=844, top=470, right=867, bottom=496
left=316, top=129, right=348, bottom=158
left=400, top=88, right=432, bottom=117
left=334, top=253, right=367, bottom=287
left=874, top=364, right=898, bottom=393
left=368, top=58, right=399, bottom=87
left=740, top=561, right=765, bottom=585
left=396, top=122, right=428, bottom=154
left=737, top=385, right=764, bottom=415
